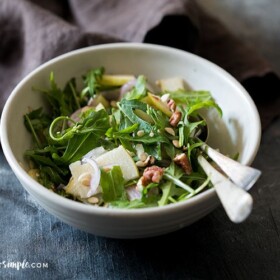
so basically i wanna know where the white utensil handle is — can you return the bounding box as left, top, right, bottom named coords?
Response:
left=198, top=155, right=253, bottom=223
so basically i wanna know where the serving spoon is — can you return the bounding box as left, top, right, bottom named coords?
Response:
left=198, top=155, right=254, bottom=223
left=195, top=119, right=261, bottom=223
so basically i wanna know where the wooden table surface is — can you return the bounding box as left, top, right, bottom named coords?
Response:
left=1, top=1, right=280, bottom=279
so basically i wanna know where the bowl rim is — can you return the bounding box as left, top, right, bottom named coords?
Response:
left=0, top=42, right=261, bottom=217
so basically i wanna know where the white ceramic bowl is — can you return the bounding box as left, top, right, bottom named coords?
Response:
left=0, top=43, right=261, bottom=238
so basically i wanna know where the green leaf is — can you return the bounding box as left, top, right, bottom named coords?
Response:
left=49, top=109, right=110, bottom=144
left=118, top=99, right=153, bottom=132
left=50, top=110, right=110, bottom=164
left=106, top=123, right=138, bottom=151
left=49, top=72, right=72, bottom=116
left=188, top=100, right=222, bottom=117
left=147, top=106, right=169, bottom=129
left=165, top=161, right=184, bottom=178
left=164, top=163, right=195, bottom=194
left=80, top=109, right=110, bottom=135
left=125, top=75, right=147, bottom=100
left=187, top=142, right=204, bottom=159
left=33, top=73, right=84, bottom=118
left=24, top=108, right=51, bottom=148
left=158, top=181, right=173, bottom=206
left=63, top=78, right=82, bottom=111
left=53, top=133, right=99, bottom=164
left=144, top=142, right=162, bottom=160
left=39, top=166, right=68, bottom=188
left=115, top=132, right=168, bottom=145
left=162, top=143, right=176, bottom=160
left=24, top=150, right=69, bottom=187
left=114, top=123, right=139, bottom=135
left=100, top=166, right=127, bottom=202
left=169, top=90, right=212, bottom=103
left=178, top=119, right=206, bottom=147
left=179, top=177, right=211, bottom=201
left=24, top=108, right=51, bottom=131
left=169, top=90, right=223, bottom=117
left=118, top=110, right=134, bottom=131
left=81, top=67, right=105, bottom=98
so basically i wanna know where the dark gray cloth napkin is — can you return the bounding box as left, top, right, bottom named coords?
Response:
left=1, top=0, right=279, bottom=129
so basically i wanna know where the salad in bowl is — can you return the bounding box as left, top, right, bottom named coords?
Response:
left=24, top=66, right=223, bottom=209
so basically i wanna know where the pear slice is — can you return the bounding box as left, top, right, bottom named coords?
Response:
left=156, top=77, right=191, bottom=91
left=100, top=75, right=135, bottom=86
left=95, top=103, right=106, bottom=111
left=88, top=94, right=110, bottom=108
left=145, top=92, right=172, bottom=117
left=95, top=145, right=139, bottom=181
left=65, top=161, right=101, bottom=199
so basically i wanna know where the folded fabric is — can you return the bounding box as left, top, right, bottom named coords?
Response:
left=0, top=0, right=279, bottom=129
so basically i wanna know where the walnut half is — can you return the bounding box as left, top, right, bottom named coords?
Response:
left=173, top=153, right=192, bottom=175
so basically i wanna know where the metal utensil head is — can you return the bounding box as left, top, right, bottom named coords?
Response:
left=198, top=155, right=253, bottom=223
left=200, top=143, right=261, bottom=190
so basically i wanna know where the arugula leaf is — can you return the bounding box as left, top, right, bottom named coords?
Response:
left=178, top=177, right=211, bottom=201
left=158, top=181, right=173, bottom=206
left=24, top=108, right=52, bottom=148
left=24, top=150, right=69, bottom=187
left=187, top=100, right=222, bottom=117
left=24, top=108, right=51, bottom=132
left=164, top=163, right=195, bottom=194
left=51, top=109, right=110, bottom=163
left=147, top=106, right=169, bottom=129
left=81, top=67, right=104, bottom=98
left=52, top=133, right=99, bottom=164
left=106, top=123, right=138, bottom=152
left=100, top=166, right=127, bottom=202
left=141, top=192, right=161, bottom=206
left=110, top=123, right=139, bottom=136
left=187, top=142, right=204, bottom=159
left=169, top=90, right=212, bottom=103
left=125, top=75, right=147, bottom=100
left=33, top=72, right=84, bottom=118
left=118, top=99, right=153, bottom=132
left=38, top=166, right=68, bottom=188
left=161, top=142, right=176, bottom=160
left=50, top=109, right=110, bottom=144
left=49, top=72, right=73, bottom=117
left=165, top=162, right=184, bottom=179
left=63, top=78, right=82, bottom=111
left=118, top=110, right=134, bottom=131
left=144, top=142, right=162, bottom=160
left=169, top=90, right=222, bottom=117
left=114, top=133, right=168, bottom=144
left=142, top=182, right=159, bottom=196
left=178, top=119, right=206, bottom=147
left=109, top=197, right=158, bottom=208
left=80, top=109, right=110, bottom=135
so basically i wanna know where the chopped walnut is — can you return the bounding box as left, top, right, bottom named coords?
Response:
left=141, top=166, right=164, bottom=186
left=167, top=99, right=176, bottom=112
left=174, top=153, right=192, bottom=175
left=169, top=111, right=182, bottom=127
